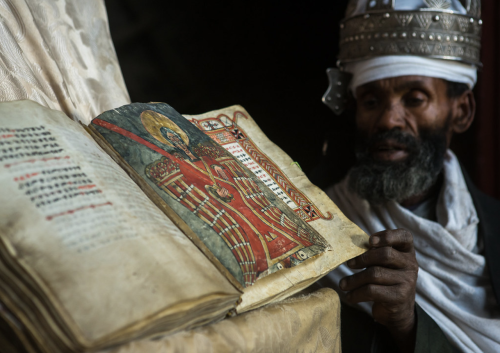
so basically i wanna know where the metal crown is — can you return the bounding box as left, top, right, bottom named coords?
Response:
left=338, top=0, right=482, bottom=67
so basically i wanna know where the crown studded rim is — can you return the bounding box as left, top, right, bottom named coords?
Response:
left=338, top=11, right=482, bottom=67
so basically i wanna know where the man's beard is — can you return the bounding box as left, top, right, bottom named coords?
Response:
left=348, top=124, right=449, bottom=205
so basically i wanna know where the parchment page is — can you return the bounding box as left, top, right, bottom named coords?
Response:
left=184, top=105, right=369, bottom=311
left=0, top=101, right=238, bottom=346
left=91, top=103, right=330, bottom=294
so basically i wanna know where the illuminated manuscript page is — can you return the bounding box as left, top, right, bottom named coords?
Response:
left=91, top=103, right=335, bottom=312
left=185, top=106, right=369, bottom=312
left=0, top=101, right=239, bottom=349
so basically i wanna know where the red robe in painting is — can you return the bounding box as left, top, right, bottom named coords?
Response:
left=146, top=144, right=321, bottom=286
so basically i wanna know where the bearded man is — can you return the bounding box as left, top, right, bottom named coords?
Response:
left=316, top=1, right=500, bottom=352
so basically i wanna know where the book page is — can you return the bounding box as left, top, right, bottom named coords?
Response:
left=91, top=103, right=331, bottom=292
left=0, top=101, right=239, bottom=347
left=184, top=106, right=369, bottom=311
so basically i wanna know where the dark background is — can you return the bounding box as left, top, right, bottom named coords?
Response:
left=104, top=0, right=500, bottom=199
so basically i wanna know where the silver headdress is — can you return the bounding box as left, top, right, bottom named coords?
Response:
left=323, top=0, right=482, bottom=115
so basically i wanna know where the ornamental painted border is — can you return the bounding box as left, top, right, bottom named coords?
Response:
left=189, top=112, right=334, bottom=223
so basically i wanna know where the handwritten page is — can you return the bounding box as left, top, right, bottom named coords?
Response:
left=0, top=101, right=238, bottom=349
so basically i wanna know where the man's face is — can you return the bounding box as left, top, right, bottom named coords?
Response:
left=355, top=76, right=453, bottom=160
left=349, top=76, right=457, bottom=204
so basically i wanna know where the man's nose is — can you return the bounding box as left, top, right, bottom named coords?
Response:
left=375, top=102, right=406, bottom=132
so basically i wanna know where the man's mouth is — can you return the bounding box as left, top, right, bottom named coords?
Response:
left=370, top=139, right=409, bottom=162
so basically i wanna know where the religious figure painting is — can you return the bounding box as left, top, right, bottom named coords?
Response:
left=91, top=103, right=329, bottom=287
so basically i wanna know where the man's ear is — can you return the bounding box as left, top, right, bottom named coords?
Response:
left=451, top=90, right=475, bottom=134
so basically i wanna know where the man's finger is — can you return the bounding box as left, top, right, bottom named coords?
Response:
left=370, top=229, right=414, bottom=252
left=339, top=266, right=406, bottom=291
left=347, top=246, right=411, bottom=269
left=344, top=284, right=401, bottom=304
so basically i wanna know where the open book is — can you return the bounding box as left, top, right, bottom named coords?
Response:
left=0, top=100, right=367, bottom=353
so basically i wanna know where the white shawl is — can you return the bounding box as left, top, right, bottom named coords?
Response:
left=323, top=150, right=500, bottom=353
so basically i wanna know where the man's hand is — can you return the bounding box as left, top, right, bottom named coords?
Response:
left=339, top=229, right=419, bottom=353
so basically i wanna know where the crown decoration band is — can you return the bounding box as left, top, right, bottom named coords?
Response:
left=338, top=11, right=482, bottom=66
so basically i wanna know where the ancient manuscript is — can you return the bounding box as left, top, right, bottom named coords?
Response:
left=0, top=100, right=367, bottom=352
left=185, top=105, right=368, bottom=311
left=0, top=101, right=239, bottom=353
left=91, top=102, right=367, bottom=312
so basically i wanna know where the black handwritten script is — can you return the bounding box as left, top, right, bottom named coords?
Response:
left=0, top=126, right=109, bottom=219
left=0, top=126, right=124, bottom=252
left=0, top=125, right=179, bottom=253
left=0, top=126, right=62, bottom=161
left=225, top=143, right=295, bottom=207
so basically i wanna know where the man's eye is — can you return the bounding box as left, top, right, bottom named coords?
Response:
left=405, top=91, right=427, bottom=107
left=361, top=97, right=378, bottom=109
left=405, top=97, right=424, bottom=107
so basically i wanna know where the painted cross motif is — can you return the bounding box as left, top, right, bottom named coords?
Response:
left=303, top=205, right=318, bottom=218
left=202, top=121, right=222, bottom=131
left=231, top=128, right=245, bottom=140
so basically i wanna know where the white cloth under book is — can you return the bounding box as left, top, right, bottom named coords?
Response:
left=0, top=0, right=131, bottom=124
left=99, top=288, right=341, bottom=353
left=324, top=150, right=500, bottom=353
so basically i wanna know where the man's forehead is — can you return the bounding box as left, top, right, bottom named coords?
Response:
left=357, top=76, right=444, bottom=94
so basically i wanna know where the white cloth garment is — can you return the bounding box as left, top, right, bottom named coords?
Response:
left=323, top=150, right=500, bottom=353
left=345, top=56, right=478, bottom=93
left=0, top=0, right=131, bottom=124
